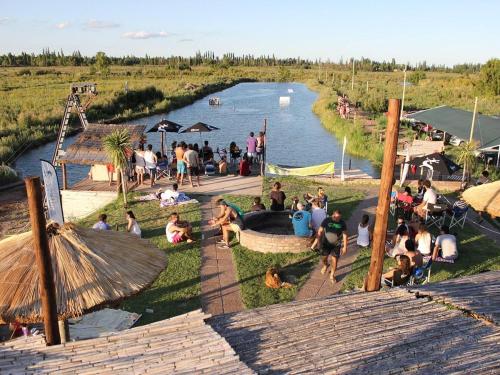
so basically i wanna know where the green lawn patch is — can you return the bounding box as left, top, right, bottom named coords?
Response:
left=224, top=177, right=366, bottom=308
left=78, top=193, right=201, bottom=325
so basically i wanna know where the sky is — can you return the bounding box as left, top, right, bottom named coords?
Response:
left=0, top=0, right=499, bottom=66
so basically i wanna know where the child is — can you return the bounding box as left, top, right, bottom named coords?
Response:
left=251, top=197, right=266, bottom=211
left=218, top=156, right=228, bottom=175
left=357, top=214, right=372, bottom=247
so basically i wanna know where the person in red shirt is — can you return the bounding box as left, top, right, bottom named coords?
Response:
left=239, top=154, right=251, bottom=176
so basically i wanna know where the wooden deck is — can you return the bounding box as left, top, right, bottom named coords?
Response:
left=70, top=178, right=137, bottom=192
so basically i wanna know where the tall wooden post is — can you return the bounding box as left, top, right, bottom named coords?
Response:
left=365, top=99, right=401, bottom=292
left=469, top=97, right=478, bottom=142
left=61, top=163, right=67, bottom=190
left=25, top=177, right=61, bottom=346
left=401, top=68, right=407, bottom=119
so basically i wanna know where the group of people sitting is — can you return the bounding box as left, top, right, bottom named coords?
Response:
left=92, top=211, right=142, bottom=237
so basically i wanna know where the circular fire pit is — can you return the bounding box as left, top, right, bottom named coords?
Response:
left=240, top=211, right=312, bottom=253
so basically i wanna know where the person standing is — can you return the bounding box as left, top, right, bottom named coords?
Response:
left=316, top=210, right=348, bottom=284
left=269, top=181, right=286, bottom=211
left=356, top=214, right=372, bottom=247
left=183, top=144, right=201, bottom=188
left=256, top=131, right=265, bottom=163
left=134, top=145, right=146, bottom=186
left=144, top=144, right=158, bottom=188
left=311, top=198, right=327, bottom=232
left=175, top=142, right=187, bottom=185
left=246, top=132, right=257, bottom=164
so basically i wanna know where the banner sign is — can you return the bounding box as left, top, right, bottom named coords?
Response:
left=266, top=162, right=335, bottom=177
left=40, top=159, right=64, bottom=224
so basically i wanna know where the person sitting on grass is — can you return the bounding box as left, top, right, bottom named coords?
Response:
left=292, top=203, right=312, bottom=237
left=381, top=254, right=412, bottom=287
left=432, top=225, right=458, bottom=261
left=160, top=183, right=180, bottom=202
left=92, top=213, right=111, bottom=230
left=415, top=222, right=432, bottom=256
left=289, top=196, right=300, bottom=218
left=126, top=211, right=141, bottom=238
left=239, top=154, right=251, bottom=176
left=386, top=225, right=410, bottom=258
left=251, top=197, right=266, bottom=211
left=305, top=187, right=328, bottom=209
left=404, top=239, right=423, bottom=268
left=166, top=212, right=195, bottom=244
left=209, top=199, right=244, bottom=249
left=311, top=198, right=327, bottom=233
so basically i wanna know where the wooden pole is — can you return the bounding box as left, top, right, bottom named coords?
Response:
left=351, top=60, right=355, bottom=90
left=401, top=68, right=407, bottom=119
left=25, top=177, right=61, bottom=346
left=160, top=132, right=165, bottom=157
left=61, top=163, right=67, bottom=190
left=469, top=97, right=478, bottom=142
left=365, top=99, right=401, bottom=292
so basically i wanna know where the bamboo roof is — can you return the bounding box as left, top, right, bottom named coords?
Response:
left=58, top=124, right=146, bottom=165
left=462, top=181, right=500, bottom=218
left=0, top=223, right=166, bottom=323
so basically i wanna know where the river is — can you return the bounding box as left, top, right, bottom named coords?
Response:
left=14, top=82, right=376, bottom=186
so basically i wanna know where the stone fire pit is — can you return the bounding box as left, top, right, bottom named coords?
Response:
left=240, top=211, right=312, bottom=253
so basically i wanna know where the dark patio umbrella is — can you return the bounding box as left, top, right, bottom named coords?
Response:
left=147, top=119, right=182, bottom=155
left=180, top=122, right=219, bottom=158
left=180, top=122, right=220, bottom=133
left=411, top=152, right=461, bottom=180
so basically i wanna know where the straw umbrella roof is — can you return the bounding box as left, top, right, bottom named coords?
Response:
left=462, top=181, right=500, bottom=218
left=0, top=223, right=166, bottom=323
left=58, top=124, right=146, bottom=165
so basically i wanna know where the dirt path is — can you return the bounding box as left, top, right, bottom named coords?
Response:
left=0, top=185, right=29, bottom=239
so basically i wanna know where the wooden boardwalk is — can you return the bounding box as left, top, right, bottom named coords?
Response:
left=200, top=197, right=245, bottom=316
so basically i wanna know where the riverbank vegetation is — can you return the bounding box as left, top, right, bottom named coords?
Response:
left=1, top=54, right=498, bottom=173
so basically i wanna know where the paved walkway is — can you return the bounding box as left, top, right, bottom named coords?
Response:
left=295, top=188, right=379, bottom=300
left=199, top=198, right=245, bottom=316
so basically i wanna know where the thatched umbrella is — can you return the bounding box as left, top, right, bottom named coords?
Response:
left=0, top=223, right=166, bottom=323
left=462, top=181, right=500, bottom=218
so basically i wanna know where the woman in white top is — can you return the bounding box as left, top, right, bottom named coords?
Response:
left=126, top=210, right=142, bottom=237
left=415, top=223, right=432, bottom=256
left=357, top=214, right=372, bottom=247
left=386, top=225, right=409, bottom=257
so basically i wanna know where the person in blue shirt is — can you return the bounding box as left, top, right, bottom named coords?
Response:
left=292, top=203, right=312, bottom=237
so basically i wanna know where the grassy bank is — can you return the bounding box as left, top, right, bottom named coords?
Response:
left=78, top=193, right=202, bottom=326
left=224, top=177, right=365, bottom=308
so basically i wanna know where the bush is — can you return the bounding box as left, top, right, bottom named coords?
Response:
left=408, top=71, right=427, bottom=84
left=16, top=69, right=31, bottom=76
left=0, top=164, right=19, bottom=186
left=479, top=58, right=500, bottom=96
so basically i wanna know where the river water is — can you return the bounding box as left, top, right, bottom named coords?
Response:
left=14, top=82, right=376, bottom=185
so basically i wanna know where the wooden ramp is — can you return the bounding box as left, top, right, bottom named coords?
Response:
left=0, top=310, right=253, bottom=374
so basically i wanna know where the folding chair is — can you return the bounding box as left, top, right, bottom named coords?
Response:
left=389, top=200, right=397, bottom=217
left=156, top=159, right=171, bottom=180
left=425, top=203, right=447, bottom=229
left=409, top=258, right=432, bottom=286
left=449, top=203, right=468, bottom=229
left=396, top=199, right=414, bottom=221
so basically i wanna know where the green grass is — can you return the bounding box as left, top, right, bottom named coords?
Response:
left=78, top=193, right=201, bottom=325
left=341, top=219, right=500, bottom=292
left=224, top=177, right=366, bottom=308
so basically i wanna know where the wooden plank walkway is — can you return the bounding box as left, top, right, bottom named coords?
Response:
left=0, top=310, right=254, bottom=374
left=209, top=274, right=500, bottom=374
left=295, top=188, right=379, bottom=300
left=410, top=271, right=500, bottom=324
left=200, top=197, right=245, bottom=316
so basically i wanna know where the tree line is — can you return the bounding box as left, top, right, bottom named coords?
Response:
left=0, top=49, right=485, bottom=73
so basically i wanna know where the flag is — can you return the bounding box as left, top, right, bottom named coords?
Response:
left=40, top=159, right=64, bottom=224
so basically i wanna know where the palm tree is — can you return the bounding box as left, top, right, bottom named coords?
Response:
left=103, top=129, right=131, bottom=206
left=457, top=141, right=477, bottom=184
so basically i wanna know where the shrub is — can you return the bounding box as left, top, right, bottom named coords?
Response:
left=0, top=164, right=19, bottom=186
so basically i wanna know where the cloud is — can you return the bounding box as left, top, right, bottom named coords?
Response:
left=85, top=19, right=120, bottom=29
left=178, top=38, right=194, bottom=43
left=0, top=17, right=12, bottom=24
left=55, top=21, right=70, bottom=29
left=122, top=31, right=169, bottom=39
